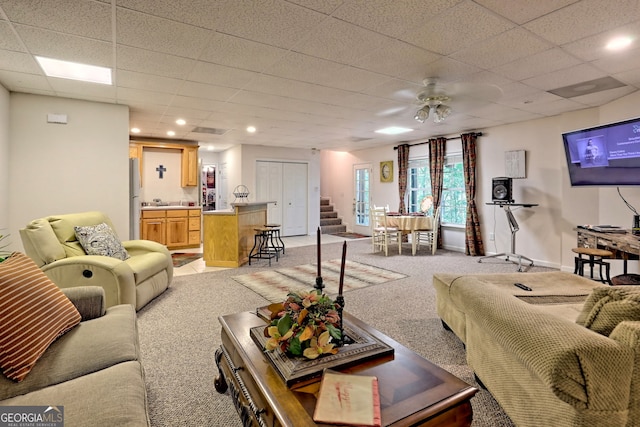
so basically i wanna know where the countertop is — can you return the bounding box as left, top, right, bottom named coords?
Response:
left=141, top=205, right=201, bottom=211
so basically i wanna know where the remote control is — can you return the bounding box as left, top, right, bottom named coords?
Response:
left=514, top=283, right=532, bottom=291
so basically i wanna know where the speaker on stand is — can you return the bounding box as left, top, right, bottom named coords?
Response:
left=492, top=177, right=513, bottom=203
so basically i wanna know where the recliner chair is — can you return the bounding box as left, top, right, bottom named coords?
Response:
left=20, top=211, right=172, bottom=310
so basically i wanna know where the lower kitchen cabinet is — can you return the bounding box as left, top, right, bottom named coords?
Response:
left=141, top=208, right=201, bottom=249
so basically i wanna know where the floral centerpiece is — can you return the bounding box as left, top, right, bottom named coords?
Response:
left=263, top=289, right=342, bottom=360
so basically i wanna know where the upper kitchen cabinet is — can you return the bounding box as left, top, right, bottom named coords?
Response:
left=181, top=146, right=198, bottom=187
left=129, top=140, right=199, bottom=187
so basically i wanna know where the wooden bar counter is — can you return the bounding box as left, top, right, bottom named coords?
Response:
left=203, top=202, right=272, bottom=267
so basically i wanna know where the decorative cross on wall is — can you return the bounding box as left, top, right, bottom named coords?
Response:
left=156, top=165, right=167, bottom=179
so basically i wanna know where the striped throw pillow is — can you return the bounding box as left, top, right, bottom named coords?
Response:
left=0, top=252, right=81, bottom=382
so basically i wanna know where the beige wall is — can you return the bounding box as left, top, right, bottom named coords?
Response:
left=321, top=90, right=640, bottom=272
left=9, top=94, right=129, bottom=251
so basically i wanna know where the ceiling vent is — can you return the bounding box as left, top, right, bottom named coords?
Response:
left=349, top=136, right=373, bottom=142
left=548, top=77, right=626, bottom=98
left=191, top=126, right=228, bottom=135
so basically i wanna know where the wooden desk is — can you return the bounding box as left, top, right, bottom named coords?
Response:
left=576, top=228, right=640, bottom=273
left=214, top=311, right=478, bottom=427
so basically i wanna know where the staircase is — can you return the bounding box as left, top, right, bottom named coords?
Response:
left=320, top=197, right=346, bottom=234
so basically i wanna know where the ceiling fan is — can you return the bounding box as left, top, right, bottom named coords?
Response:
left=411, top=78, right=503, bottom=124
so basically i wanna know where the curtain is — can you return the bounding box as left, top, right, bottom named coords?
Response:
left=429, top=137, right=446, bottom=249
left=461, top=132, right=485, bottom=256
left=397, top=144, right=410, bottom=214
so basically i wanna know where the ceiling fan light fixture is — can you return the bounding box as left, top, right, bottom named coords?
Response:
left=434, top=104, right=452, bottom=123
left=414, top=106, right=429, bottom=123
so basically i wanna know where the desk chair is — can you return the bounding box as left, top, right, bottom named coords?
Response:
left=370, top=207, right=402, bottom=256
left=411, top=206, right=441, bottom=255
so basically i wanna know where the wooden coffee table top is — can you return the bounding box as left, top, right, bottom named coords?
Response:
left=218, top=311, right=478, bottom=427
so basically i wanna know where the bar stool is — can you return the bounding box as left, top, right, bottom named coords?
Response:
left=248, top=227, right=278, bottom=266
left=264, top=223, right=285, bottom=256
left=571, top=247, right=613, bottom=284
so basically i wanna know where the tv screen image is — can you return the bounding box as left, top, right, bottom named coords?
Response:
left=563, top=116, right=640, bottom=186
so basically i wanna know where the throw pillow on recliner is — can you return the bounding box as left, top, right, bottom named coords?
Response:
left=0, top=252, right=81, bottom=381
left=576, top=286, right=640, bottom=336
left=74, top=222, right=130, bottom=261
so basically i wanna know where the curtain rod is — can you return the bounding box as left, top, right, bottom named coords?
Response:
left=393, top=132, right=483, bottom=150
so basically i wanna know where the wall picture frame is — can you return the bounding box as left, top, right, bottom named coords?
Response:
left=380, top=161, right=393, bottom=183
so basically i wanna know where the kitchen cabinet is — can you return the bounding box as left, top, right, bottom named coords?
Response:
left=141, top=211, right=166, bottom=244
left=141, top=208, right=201, bottom=249
left=181, top=146, right=198, bottom=187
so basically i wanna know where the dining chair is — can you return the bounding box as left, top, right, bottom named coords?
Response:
left=370, top=207, right=402, bottom=256
left=411, top=205, right=441, bottom=255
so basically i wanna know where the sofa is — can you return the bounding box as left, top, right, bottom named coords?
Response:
left=20, top=211, right=172, bottom=310
left=0, top=285, right=150, bottom=426
left=434, top=271, right=640, bottom=427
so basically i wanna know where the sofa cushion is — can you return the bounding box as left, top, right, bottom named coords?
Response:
left=125, top=251, right=170, bottom=283
left=18, top=219, right=67, bottom=266
left=47, top=211, right=117, bottom=257
left=576, top=286, right=640, bottom=336
left=74, top=223, right=130, bottom=261
left=0, top=252, right=81, bottom=382
left=0, top=304, right=138, bottom=400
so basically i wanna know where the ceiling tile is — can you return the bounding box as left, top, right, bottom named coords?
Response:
left=473, top=0, right=579, bottom=25
left=569, top=85, right=638, bottom=106
left=332, top=0, right=463, bottom=38
left=187, top=61, right=260, bottom=89
left=117, top=86, right=174, bottom=105
left=524, top=0, right=640, bottom=44
left=0, top=21, right=24, bottom=51
left=354, top=40, right=442, bottom=79
left=493, top=48, right=581, bottom=81
left=115, top=0, right=223, bottom=30
left=285, top=0, right=343, bottom=15
left=561, top=21, right=640, bottom=61
left=117, top=70, right=182, bottom=93
left=215, top=0, right=326, bottom=49
left=15, top=25, right=113, bottom=67
left=401, top=1, right=515, bottom=55
left=522, top=63, right=607, bottom=91
left=402, top=57, right=481, bottom=84
left=179, top=81, right=239, bottom=102
left=49, top=78, right=116, bottom=99
left=243, top=74, right=353, bottom=104
left=0, top=69, right=50, bottom=92
left=116, top=7, right=214, bottom=59
left=0, top=0, right=112, bottom=41
left=451, top=28, right=551, bottom=69
left=294, top=17, right=394, bottom=65
left=0, top=49, right=42, bottom=74
left=117, top=46, right=197, bottom=80
left=199, top=33, right=288, bottom=72
left=592, top=48, right=640, bottom=74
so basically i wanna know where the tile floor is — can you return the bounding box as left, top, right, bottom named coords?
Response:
left=171, top=233, right=359, bottom=276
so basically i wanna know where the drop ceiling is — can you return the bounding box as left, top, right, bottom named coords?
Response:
left=0, top=0, right=639, bottom=152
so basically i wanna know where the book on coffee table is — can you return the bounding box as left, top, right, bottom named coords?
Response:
left=313, top=369, right=381, bottom=427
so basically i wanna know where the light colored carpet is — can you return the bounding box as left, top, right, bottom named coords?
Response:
left=137, top=239, right=556, bottom=426
left=232, top=259, right=406, bottom=302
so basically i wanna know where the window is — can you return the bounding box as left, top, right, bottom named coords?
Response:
left=407, top=154, right=466, bottom=225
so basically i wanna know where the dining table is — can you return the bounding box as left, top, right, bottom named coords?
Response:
left=386, top=214, right=433, bottom=232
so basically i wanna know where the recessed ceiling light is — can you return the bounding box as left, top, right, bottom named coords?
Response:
left=131, top=127, right=140, bottom=134
left=35, top=56, right=112, bottom=85
left=167, top=131, right=175, bottom=136
left=606, top=36, right=633, bottom=50
left=375, top=126, right=413, bottom=135
left=176, top=119, right=186, bottom=125
left=247, top=126, right=256, bottom=133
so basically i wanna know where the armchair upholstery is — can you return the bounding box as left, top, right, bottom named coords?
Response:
left=20, top=211, right=172, bottom=311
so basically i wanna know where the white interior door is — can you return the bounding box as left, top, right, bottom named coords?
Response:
left=255, top=161, right=283, bottom=225
left=353, top=163, right=371, bottom=236
left=283, top=162, right=307, bottom=236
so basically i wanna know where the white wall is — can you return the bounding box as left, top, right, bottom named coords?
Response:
left=9, top=94, right=129, bottom=250
left=321, top=90, right=640, bottom=272
left=0, top=85, right=9, bottom=237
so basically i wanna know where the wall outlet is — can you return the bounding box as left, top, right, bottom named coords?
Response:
left=489, top=232, right=495, bottom=241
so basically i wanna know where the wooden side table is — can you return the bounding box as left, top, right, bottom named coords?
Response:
left=214, top=311, right=478, bottom=427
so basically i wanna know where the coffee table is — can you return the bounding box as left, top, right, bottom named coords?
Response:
left=214, top=311, right=478, bottom=427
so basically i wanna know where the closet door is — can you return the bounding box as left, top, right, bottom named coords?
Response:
left=256, top=161, right=283, bottom=226
left=283, top=162, right=307, bottom=236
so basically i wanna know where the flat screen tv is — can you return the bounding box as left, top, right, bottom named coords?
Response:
left=563, top=116, right=640, bottom=186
